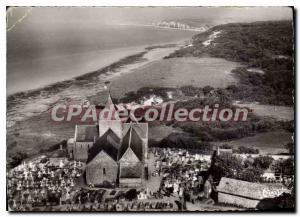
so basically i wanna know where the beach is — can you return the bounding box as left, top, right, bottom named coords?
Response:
left=7, top=41, right=187, bottom=128
left=7, top=46, right=147, bottom=95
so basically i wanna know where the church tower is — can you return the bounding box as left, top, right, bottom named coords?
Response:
left=98, top=92, right=123, bottom=138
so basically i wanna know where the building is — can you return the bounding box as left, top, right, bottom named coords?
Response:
left=72, top=125, right=98, bottom=161
left=67, top=93, right=148, bottom=187
left=217, top=147, right=233, bottom=156
left=85, top=129, right=120, bottom=187
left=262, top=169, right=276, bottom=182
left=217, top=177, right=290, bottom=209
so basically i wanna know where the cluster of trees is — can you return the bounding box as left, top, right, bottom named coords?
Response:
left=149, top=133, right=213, bottom=154
left=276, top=158, right=294, bottom=177
left=234, top=146, right=259, bottom=154
left=7, top=152, right=28, bottom=169
left=285, top=142, right=294, bottom=154
left=170, top=85, right=292, bottom=142
left=172, top=114, right=285, bottom=142
left=210, top=154, right=274, bottom=183
left=180, top=85, right=214, bottom=97
left=227, top=66, right=293, bottom=106
left=166, top=21, right=294, bottom=106
left=119, top=86, right=175, bottom=104
left=211, top=153, right=294, bottom=185
left=257, top=192, right=295, bottom=210
left=39, top=140, right=67, bottom=153
left=219, top=144, right=259, bottom=154
left=119, top=83, right=293, bottom=145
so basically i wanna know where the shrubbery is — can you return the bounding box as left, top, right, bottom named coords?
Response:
left=166, top=21, right=294, bottom=106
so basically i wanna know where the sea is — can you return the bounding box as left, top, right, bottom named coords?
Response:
left=7, top=24, right=195, bottom=95
left=7, top=24, right=196, bottom=128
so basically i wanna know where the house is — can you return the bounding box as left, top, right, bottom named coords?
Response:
left=262, top=169, right=276, bottom=182
left=217, top=177, right=290, bottom=208
left=217, top=147, right=233, bottom=156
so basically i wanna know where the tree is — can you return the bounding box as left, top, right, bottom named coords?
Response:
left=238, top=167, right=263, bottom=182
left=257, top=192, right=295, bottom=210
left=235, top=146, right=259, bottom=154
left=285, top=142, right=294, bottom=154
left=253, top=156, right=273, bottom=170
left=8, top=152, right=28, bottom=168
left=125, top=189, right=137, bottom=201
left=203, top=86, right=214, bottom=95
left=210, top=154, right=243, bottom=183
left=219, top=144, right=232, bottom=149
left=277, top=158, right=294, bottom=177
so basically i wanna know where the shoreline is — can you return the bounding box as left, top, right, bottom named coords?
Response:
left=7, top=41, right=186, bottom=129
left=116, top=23, right=206, bottom=32
left=7, top=45, right=148, bottom=96
left=7, top=40, right=188, bottom=98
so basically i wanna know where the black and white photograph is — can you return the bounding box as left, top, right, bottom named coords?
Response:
left=5, top=5, right=295, bottom=212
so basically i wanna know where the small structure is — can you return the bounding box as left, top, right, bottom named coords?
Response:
left=217, top=177, right=290, bottom=209
left=217, top=147, right=233, bottom=156
left=262, top=169, right=276, bottom=182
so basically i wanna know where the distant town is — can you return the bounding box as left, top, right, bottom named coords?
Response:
left=118, top=21, right=211, bottom=32
left=150, top=21, right=210, bottom=32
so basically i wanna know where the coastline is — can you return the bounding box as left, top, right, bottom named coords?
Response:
left=7, top=40, right=187, bottom=130
left=7, top=39, right=189, bottom=97
left=6, top=40, right=188, bottom=159
left=7, top=45, right=148, bottom=96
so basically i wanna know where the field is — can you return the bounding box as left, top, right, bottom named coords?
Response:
left=110, top=57, right=240, bottom=98
left=213, top=131, right=293, bottom=155
left=233, top=102, right=294, bottom=121
left=149, top=123, right=183, bottom=141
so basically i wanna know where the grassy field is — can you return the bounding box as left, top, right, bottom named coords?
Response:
left=213, top=131, right=293, bottom=155
left=110, top=57, right=240, bottom=98
left=149, top=123, right=183, bottom=141
left=233, top=102, right=294, bottom=121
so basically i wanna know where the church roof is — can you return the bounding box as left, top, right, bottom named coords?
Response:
left=75, top=125, right=98, bottom=142
left=86, top=129, right=120, bottom=163
left=123, top=123, right=148, bottom=139
left=100, top=93, right=120, bottom=120
left=118, top=125, right=143, bottom=161
left=105, top=93, right=114, bottom=108
left=127, top=112, right=147, bottom=123
left=119, top=161, right=142, bottom=178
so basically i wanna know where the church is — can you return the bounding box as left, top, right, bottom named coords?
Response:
left=67, top=93, right=148, bottom=188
